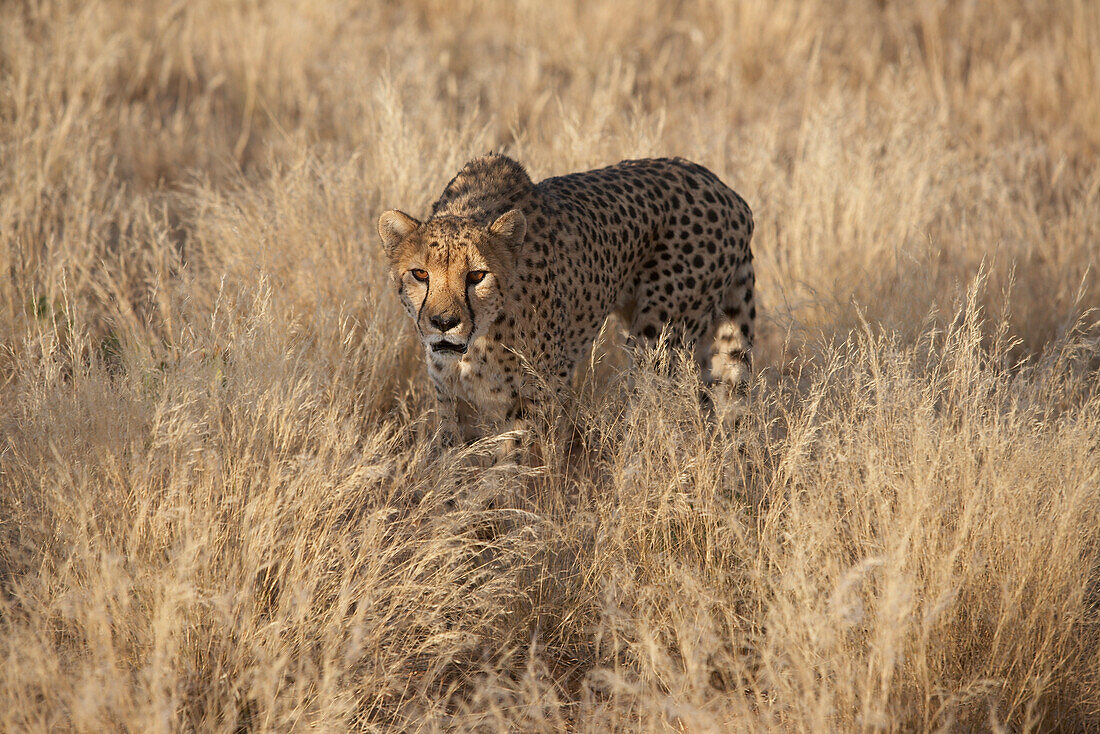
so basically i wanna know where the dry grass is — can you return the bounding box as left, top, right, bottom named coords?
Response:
left=2, top=0, right=1100, bottom=731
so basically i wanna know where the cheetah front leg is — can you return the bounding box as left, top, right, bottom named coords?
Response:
left=483, top=397, right=531, bottom=463
left=433, top=379, right=462, bottom=450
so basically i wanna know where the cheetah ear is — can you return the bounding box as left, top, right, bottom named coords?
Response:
left=488, top=209, right=526, bottom=251
left=377, top=210, right=421, bottom=258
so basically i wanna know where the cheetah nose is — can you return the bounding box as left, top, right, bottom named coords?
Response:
left=429, top=313, right=461, bottom=332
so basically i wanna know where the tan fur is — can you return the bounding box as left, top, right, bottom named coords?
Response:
left=380, top=154, right=754, bottom=445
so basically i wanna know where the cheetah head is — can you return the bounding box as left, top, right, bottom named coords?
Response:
left=377, top=209, right=526, bottom=361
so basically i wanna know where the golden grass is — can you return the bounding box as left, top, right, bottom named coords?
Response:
left=2, top=0, right=1099, bottom=730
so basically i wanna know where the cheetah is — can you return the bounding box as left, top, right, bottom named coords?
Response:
left=378, top=154, right=755, bottom=446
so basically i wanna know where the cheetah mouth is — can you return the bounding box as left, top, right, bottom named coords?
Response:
left=430, top=340, right=468, bottom=355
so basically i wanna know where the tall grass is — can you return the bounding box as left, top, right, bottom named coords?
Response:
left=2, top=0, right=1098, bottom=730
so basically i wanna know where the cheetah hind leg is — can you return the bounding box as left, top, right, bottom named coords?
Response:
left=702, top=267, right=755, bottom=427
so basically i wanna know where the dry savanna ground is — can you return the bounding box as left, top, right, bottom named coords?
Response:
left=2, top=1, right=1100, bottom=731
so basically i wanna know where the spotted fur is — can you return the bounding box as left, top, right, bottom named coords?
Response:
left=378, top=154, right=755, bottom=445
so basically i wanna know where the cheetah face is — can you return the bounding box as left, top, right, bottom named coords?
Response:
left=378, top=209, right=526, bottom=362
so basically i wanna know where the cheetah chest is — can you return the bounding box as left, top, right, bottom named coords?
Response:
left=429, top=340, right=514, bottom=417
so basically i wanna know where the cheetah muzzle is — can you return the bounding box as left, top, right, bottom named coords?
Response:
left=430, top=339, right=468, bottom=356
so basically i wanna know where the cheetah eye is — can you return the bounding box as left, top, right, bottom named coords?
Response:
left=466, top=270, right=488, bottom=285
left=410, top=269, right=429, bottom=282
